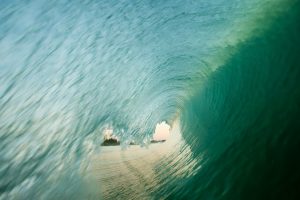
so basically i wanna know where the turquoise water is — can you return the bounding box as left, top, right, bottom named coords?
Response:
left=1, top=0, right=300, bottom=199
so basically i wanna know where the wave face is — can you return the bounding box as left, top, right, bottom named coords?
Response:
left=1, top=0, right=300, bottom=199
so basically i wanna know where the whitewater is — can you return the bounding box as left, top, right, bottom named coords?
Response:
left=1, top=0, right=300, bottom=199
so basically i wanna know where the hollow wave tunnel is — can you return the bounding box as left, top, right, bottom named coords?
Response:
left=1, top=0, right=300, bottom=199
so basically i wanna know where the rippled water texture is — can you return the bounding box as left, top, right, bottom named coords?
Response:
left=1, top=0, right=300, bottom=199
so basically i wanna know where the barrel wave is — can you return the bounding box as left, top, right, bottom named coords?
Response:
left=1, top=0, right=300, bottom=199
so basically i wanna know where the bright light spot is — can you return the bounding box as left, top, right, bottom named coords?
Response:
left=103, top=128, right=115, bottom=140
left=153, top=121, right=171, bottom=141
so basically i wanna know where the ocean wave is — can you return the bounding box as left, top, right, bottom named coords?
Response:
left=0, top=0, right=299, bottom=199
